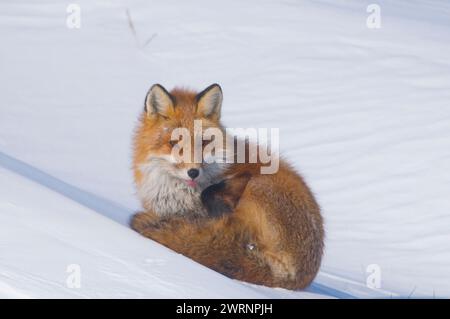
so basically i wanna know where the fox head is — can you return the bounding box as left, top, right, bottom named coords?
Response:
left=133, top=84, right=227, bottom=214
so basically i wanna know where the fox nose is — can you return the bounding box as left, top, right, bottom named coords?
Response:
left=187, top=168, right=200, bottom=179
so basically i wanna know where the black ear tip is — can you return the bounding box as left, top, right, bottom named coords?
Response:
left=211, top=83, right=222, bottom=92
left=203, top=83, right=222, bottom=93
left=150, top=83, right=164, bottom=91
left=147, top=83, right=173, bottom=100
left=145, top=84, right=164, bottom=113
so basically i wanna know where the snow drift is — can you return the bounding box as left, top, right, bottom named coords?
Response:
left=1, top=0, right=450, bottom=298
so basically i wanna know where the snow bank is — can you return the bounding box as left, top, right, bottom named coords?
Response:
left=1, top=0, right=449, bottom=298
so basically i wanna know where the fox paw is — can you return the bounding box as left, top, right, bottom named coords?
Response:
left=201, top=174, right=251, bottom=218
left=130, top=211, right=160, bottom=233
left=201, top=181, right=234, bottom=218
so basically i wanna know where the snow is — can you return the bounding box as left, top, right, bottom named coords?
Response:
left=0, top=153, right=328, bottom=298
left=1, top=0, right=449, bottom=298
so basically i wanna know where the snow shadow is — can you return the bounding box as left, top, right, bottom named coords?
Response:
left=307, top=282, right=355, bottom=299
left=0, top=150, right=357, bottom=299
left=0, top=151, right=132, bottom=225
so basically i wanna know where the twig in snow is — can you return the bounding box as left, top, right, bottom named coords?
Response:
left=126, top=8, right=157, bottom=50
left=143, top=33, right=157, bottom=48
left=407, top=286, right=417, bottom=299
left=126, top=8, right=139, bottom=48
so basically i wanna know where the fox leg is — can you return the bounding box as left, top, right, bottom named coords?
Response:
left=130, top=210, right=160, bottom=233
left=130, top=212, right=299, bottom=288
left=131, top=210, right=211, bottom=252
left=132, top=173, right=251, bottom=254
left=134, top=214, right=275, bottom=285
left=136, top=214, right=219, bottom=251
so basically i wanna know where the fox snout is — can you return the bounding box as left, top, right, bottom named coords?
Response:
left=187, top=168, right=200, bottom=179
left=185, top=168, right=200, bottom=188
left=180, top=165, right=203, bottom=187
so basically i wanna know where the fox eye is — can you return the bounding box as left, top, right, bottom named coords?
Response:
left=169, top=140, right=178, bottom=147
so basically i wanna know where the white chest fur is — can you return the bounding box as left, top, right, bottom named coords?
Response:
left=137, top=161, right=208, bottom=217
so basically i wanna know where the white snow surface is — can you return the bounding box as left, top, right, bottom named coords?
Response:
left=1, top=0, right=450, bottom=298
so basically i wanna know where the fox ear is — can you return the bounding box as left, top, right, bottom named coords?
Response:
left=196, top=84, right=222, bottom=120
left=145, top=84, right=175, bottom=118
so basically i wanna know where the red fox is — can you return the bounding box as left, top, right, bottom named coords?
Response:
left=131, top=84, right=324, bottom=290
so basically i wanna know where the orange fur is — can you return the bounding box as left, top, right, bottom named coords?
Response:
left=131, top=85, right=324, bottom=290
